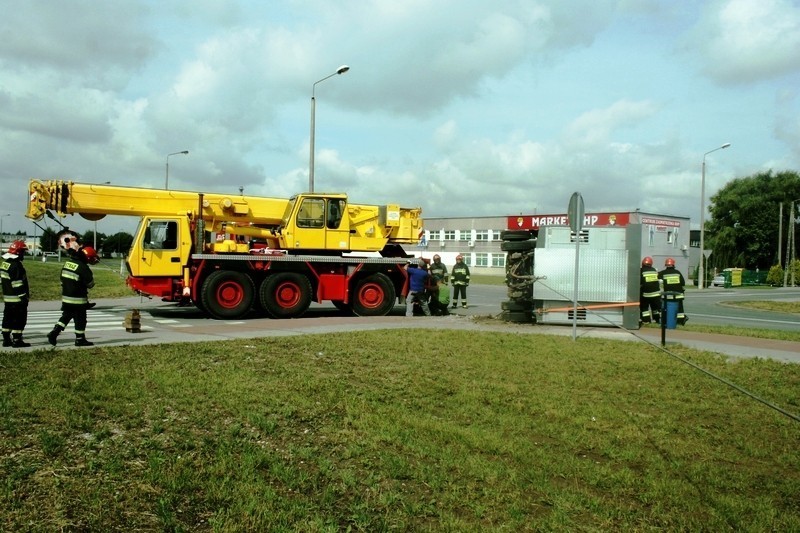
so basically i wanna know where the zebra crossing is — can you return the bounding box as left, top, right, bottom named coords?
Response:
left=1, top=308, right=154, bottom=334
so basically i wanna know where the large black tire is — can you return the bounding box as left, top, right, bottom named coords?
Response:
left=500, top=230, right=532, bottom=241
left=500, top=310, right=532, bottom=324
left=351, top=273, right=396, bottom=317
left=501, top=300, right=531, bottom=312
left=332, top=300, right=354, bottom=315
left=201, top=270, right=255, bottom=320
left=260, top=272, right=312, bottom=319
left=501, top=240, right=535, bottom=252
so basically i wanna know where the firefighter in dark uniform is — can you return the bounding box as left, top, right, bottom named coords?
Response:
left=450, top=254, right=471, bottom=309
left=639, top=256, right=661, bottom=324
left=47, top=246, right=100, bottom=347
left=428, top=254, right=449, bottom=314
left=1, top=240, right=31, bottom=348
left=658, top=257, right=687, bottom=325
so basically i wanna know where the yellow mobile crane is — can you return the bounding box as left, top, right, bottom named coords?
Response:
left=27, top=179, right=423, bottom=319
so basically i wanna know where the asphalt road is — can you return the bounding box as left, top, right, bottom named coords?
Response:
left=684, top=286, right=800, bottom=332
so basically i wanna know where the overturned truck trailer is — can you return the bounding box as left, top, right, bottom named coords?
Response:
left=503, top=225, right=644, bottom=329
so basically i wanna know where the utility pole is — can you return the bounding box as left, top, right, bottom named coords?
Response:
left=778, top=202, right=782, bottom=268
left=785, top=201, right=796, bottom=287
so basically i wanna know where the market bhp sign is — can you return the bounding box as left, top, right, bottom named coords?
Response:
left=508, top=212, right=631, bottom=230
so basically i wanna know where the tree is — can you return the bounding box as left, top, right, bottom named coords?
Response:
left=39, top=228, right=59, bottom=253
left=706, top=170, right=800, bottom=271
left=101, top=232, right=134, bottom=257
left=82, top=230, right=108, bottom=250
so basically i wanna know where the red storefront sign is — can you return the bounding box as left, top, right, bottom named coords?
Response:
left=507, top=212, right=631, bottom=230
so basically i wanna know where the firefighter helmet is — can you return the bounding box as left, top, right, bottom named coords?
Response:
left=665, top=257, right=675, bottom=267
left=456, top=254, right=463, bottom=261
left=642, top=256, right=653, bottom=267
left=433, top=254, right=440, bottom=261
left=81, top=246, right=100, bottom=265
left=8, top=240, right=28, bottom=256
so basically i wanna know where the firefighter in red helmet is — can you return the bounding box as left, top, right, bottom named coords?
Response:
left=658, top=257, right=687, bottom=325
left=639, top=256, right=660, bottom=325
left=47, top=245, right=100, bottom=347
left=1, top=240, right=31, bottom=347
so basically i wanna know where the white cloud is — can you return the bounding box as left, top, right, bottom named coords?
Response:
left=690, top=0, right=800, bottom=83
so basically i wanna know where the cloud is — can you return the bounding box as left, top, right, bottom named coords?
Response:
left=688, top=0, right=800, bottom=84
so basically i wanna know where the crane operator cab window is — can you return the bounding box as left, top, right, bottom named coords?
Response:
left=327, top=199, right=345, bottom=229
left=143, top=220, right=179, bottom=250
left=297, top=198, right=325, bottom=228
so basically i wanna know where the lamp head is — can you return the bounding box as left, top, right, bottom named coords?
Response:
left=337, top=65, right=350, bottom=75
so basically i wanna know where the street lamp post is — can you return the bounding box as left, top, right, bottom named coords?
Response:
left=699, top=142, right=731, bottom=290
left=0, top=213, right=9, bottom=249
left=165, top=150, right=189, bottom=190
left=309, top=65, right=350, bottom=193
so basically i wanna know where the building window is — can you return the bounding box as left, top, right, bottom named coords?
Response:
left=444, top=230, right=456, bottom=241
left=475, top=253, right=489, bottom=267
left=459, top=230, right=472, bottom=241
left=475, top=230, right=489, bottom=241
left=490, top=230, right=502, bottom=241
left=491, top=254, right=505, bottom=267
left=464, top=254, right=472, bottom=266
left=429, top=230, right=441, bottom=241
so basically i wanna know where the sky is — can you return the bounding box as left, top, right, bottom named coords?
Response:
left=2, top=0, right=800, bottom=238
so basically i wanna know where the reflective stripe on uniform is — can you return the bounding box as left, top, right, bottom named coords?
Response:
left=62, top=296, right=89, bottom=305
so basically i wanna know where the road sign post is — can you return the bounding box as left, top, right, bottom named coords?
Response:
left=568, top=192, right=585, bottom=341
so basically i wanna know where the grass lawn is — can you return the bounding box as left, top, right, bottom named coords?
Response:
left=1, top=331, right=799, bottom=531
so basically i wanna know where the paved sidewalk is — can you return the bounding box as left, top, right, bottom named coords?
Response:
left=3, top=297, right=799, bottom=364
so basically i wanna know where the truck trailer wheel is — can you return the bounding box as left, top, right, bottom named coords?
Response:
left=201, top=270, right=255, bottom=319
left=500, top=230, right=532, bottom=241
left=260, top=272, right=312, bottom=318
left=352, top=273, right=396, bottom=316
left=501, top=240, right=535, bottom=252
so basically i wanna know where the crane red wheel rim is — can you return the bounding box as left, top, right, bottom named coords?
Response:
left=357, top=281, right=384, bottom=309
left=274, top=281, right=301, bottom=308
left=216, top=281, right=245, bottom=309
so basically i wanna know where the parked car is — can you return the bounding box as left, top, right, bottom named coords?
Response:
left=712, top=274, right=726, bottom=287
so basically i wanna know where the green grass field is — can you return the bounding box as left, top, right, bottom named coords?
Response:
left=1, top=331, right=798, bottom=531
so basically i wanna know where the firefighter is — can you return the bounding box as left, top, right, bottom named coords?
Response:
left=659, top=257, right=687, bottom=325
left=47, top=246, right=100, bottom=347
left=428, top=254, right=448, bottom=311
left=639, top=256, right=661, bottom=324
left=429, top=254, right=448, bottom=283
left=1, top=240, right=31, bottom=348
left=450, top=254, right=471, bottom=309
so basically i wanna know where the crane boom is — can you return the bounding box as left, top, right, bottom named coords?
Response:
left=27, top=179, right=290, bottom=226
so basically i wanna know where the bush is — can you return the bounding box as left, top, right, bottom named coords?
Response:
left=767, top=259, right=800, bottom=286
